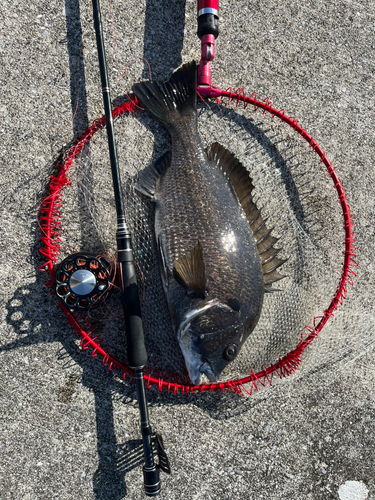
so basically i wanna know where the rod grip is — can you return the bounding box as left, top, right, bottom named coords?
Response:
left=121, top=261, right=148, bottom=368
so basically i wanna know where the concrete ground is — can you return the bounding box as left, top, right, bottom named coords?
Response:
left=0, top=1, right=374, bottom=499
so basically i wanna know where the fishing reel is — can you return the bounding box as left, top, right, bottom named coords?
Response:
left=54, top=252, right=114, bottom=310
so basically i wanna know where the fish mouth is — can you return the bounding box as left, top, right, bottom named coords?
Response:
left=189, top=360, right=218, bottom=386
left=199, top=361, right=218, bottom=384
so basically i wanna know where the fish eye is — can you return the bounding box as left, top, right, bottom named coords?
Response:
left=224, top=343, right=238, bottom=361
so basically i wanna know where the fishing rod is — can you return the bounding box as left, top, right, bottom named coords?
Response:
left=91, top=0, right=170, bottom=495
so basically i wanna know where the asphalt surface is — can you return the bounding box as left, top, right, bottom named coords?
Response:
left=0, top=1, right=374, bottom=499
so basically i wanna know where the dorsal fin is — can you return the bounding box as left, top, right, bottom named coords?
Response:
left=173, top=241, right=206, bottom=298
left=207, top=142, right=286, bottom=291
left=135, top=152, right=171, bottom=199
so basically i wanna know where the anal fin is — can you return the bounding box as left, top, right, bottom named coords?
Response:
left=135, top=152, right=171, bottom=199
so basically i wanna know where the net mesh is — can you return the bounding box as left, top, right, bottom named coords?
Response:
left=39, top=91, right=358, bottom=395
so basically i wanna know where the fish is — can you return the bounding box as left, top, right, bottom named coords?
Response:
left=132, top=61, right=285, bottom=385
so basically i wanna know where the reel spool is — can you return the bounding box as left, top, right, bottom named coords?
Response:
left=54, top=252, right=113, bottom=310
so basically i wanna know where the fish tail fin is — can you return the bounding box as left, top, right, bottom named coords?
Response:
left=132, top=61, right=197, bottom=126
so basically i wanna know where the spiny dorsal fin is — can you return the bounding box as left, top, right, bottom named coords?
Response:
left=264, top=268, right=286, bottom=292
left=135, top=152, right=171, bottom=199
left=207, top=142, right=286, bottom=292
left=173, top=240, right=206, bottom=298
left=207, top=142, right=255, bottom=206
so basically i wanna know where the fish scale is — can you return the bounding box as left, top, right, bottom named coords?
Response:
left=157, top=159, right=253, bottom=294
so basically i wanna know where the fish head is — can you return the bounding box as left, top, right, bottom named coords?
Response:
left=178, top=298, right=248, bottom=385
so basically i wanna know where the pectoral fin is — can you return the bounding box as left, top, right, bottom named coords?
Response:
left=173, top=241, right=206, bottom=298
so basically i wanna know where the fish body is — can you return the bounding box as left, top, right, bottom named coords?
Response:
left=133, top=62, right=284, bottom=385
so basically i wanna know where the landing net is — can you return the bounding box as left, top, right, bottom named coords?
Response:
left=39, top=89, right=356, bottom=395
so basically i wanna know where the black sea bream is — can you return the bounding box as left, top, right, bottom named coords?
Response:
left=133, top=61, right=285, bottom=385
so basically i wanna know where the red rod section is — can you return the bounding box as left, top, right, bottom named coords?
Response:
left=197, top=0, right=219, bottom=86
left=197, top=0, right=219, bottom=14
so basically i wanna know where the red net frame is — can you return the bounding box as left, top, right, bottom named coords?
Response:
left=39, top=89, right=356, bottom=395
